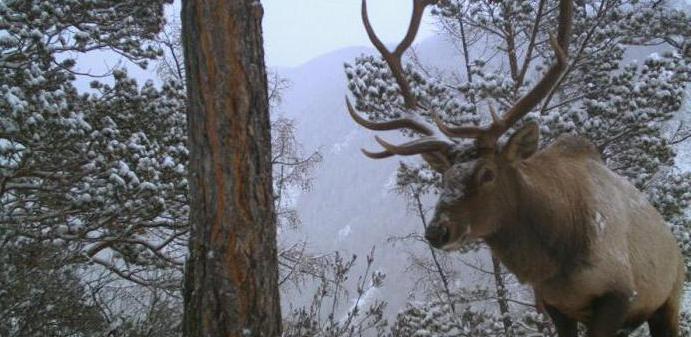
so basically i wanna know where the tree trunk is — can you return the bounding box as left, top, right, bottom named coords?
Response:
left=181, top=1, right=281, bottom=337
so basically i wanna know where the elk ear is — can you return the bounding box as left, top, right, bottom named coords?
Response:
left=421, top=153, right=451, bottom=173
left=502, top=122, right=539, bottom=162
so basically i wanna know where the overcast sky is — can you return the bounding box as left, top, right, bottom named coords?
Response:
left=262, top=0, right=436, bottom=67
left=164, top=1, right=437, bottom=68
left=72, top=1, right=436, bottom=90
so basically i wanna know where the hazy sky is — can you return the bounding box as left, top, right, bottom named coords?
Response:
left=80, top=0, right=691, bottom=78
left=262, top=0, right=436, bottom=67
left=71, top=1, right=436, bottom=90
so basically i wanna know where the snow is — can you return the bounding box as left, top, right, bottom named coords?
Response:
left=109, top=173, right=126, bottom=187
left=338, top=225, right=352, bottom=240
left=593, top=212, right=606, bottom=235
left=628, top=290, right=639, bottom=303
left=161, top=156, right=175, bottom=168
left=331, top=129, right=357, bottom=154
left=138, top=182, right=157, bottom=191
left=4, top=89, right=25, bottom=114
left=440, top=160, right=477, bottom=203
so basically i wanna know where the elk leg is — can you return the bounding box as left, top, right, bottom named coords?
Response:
left=587, top=292, right=630, bottom=337
left=545, top=305, right=577, bottom=337
left=648, top=298, right=680, bottom=337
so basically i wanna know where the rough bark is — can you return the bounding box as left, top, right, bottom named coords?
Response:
left=181, top=1, right=281, bottom=337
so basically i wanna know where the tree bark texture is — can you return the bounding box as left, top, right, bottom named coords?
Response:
left=181, top=1, right=281, bottom=336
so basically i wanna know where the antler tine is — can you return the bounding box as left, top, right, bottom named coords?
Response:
left=432, top=110, right=484, bottom=138
left=346, top=97, right=434, bottom=136
left=348, top=96, right=450, bottom=159
left=361, top=148, right=395, bottom=159
left=374, top=135, right=451, bottom=156
left=432, top=0, right=572, bottom=145
left=488, top=103, right=500, bottom=124
left=494, top=0, right=572, bottom=135
left=393, top=0, right=438, bottom=58
left=361, top=0, right=437, bottom=110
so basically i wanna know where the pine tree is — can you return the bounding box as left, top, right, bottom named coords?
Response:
left=0, top=0, right=186, bottom=288
left=0, top=1, right=193, bottom=335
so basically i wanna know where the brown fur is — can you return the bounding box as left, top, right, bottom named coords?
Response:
left=427, top=127, right=685, bottom=334
left=486, top=135, right=601, bottom=283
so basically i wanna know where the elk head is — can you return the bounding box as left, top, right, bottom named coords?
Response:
left=347, top=0, right=572, bottom=250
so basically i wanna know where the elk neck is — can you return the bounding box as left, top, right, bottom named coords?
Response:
left=484, top=153, right=595, bottom=285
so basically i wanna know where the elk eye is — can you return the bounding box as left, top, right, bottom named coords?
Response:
left=478, top=168, right=495, bottom=184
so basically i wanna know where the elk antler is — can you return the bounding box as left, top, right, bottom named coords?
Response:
left=346, top=98, right=433, bottom=136
left=348, top=0, right=573, bottom=164
left=433, top=0, right=572, bottom=151
left=348, top=0, right=455, bottom=165
left=346, top=97, right=451, bottom=159
left=362, top=0, right=438, bottom=110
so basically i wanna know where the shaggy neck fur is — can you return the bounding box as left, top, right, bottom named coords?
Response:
left=484, top=149, right=596, bottom=285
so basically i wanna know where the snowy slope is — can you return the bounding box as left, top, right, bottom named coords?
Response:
left=276, top=45, right=430, bottom=313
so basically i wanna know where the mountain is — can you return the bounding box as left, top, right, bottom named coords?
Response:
left=276, top=44, right=424, bottom=314
left=274, top=38, right=484, bottom=316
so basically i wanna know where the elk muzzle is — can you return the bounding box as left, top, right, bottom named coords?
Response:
left=425, top=225, right=449, bottom=248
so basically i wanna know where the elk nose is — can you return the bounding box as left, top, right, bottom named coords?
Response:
left=425, top=225, right=449, bottom=248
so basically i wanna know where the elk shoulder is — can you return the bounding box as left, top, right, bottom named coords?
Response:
left=548, top=134, right=602, bottom=162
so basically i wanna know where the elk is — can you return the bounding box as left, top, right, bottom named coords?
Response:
left=346, top=0, right=685, bottom=336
